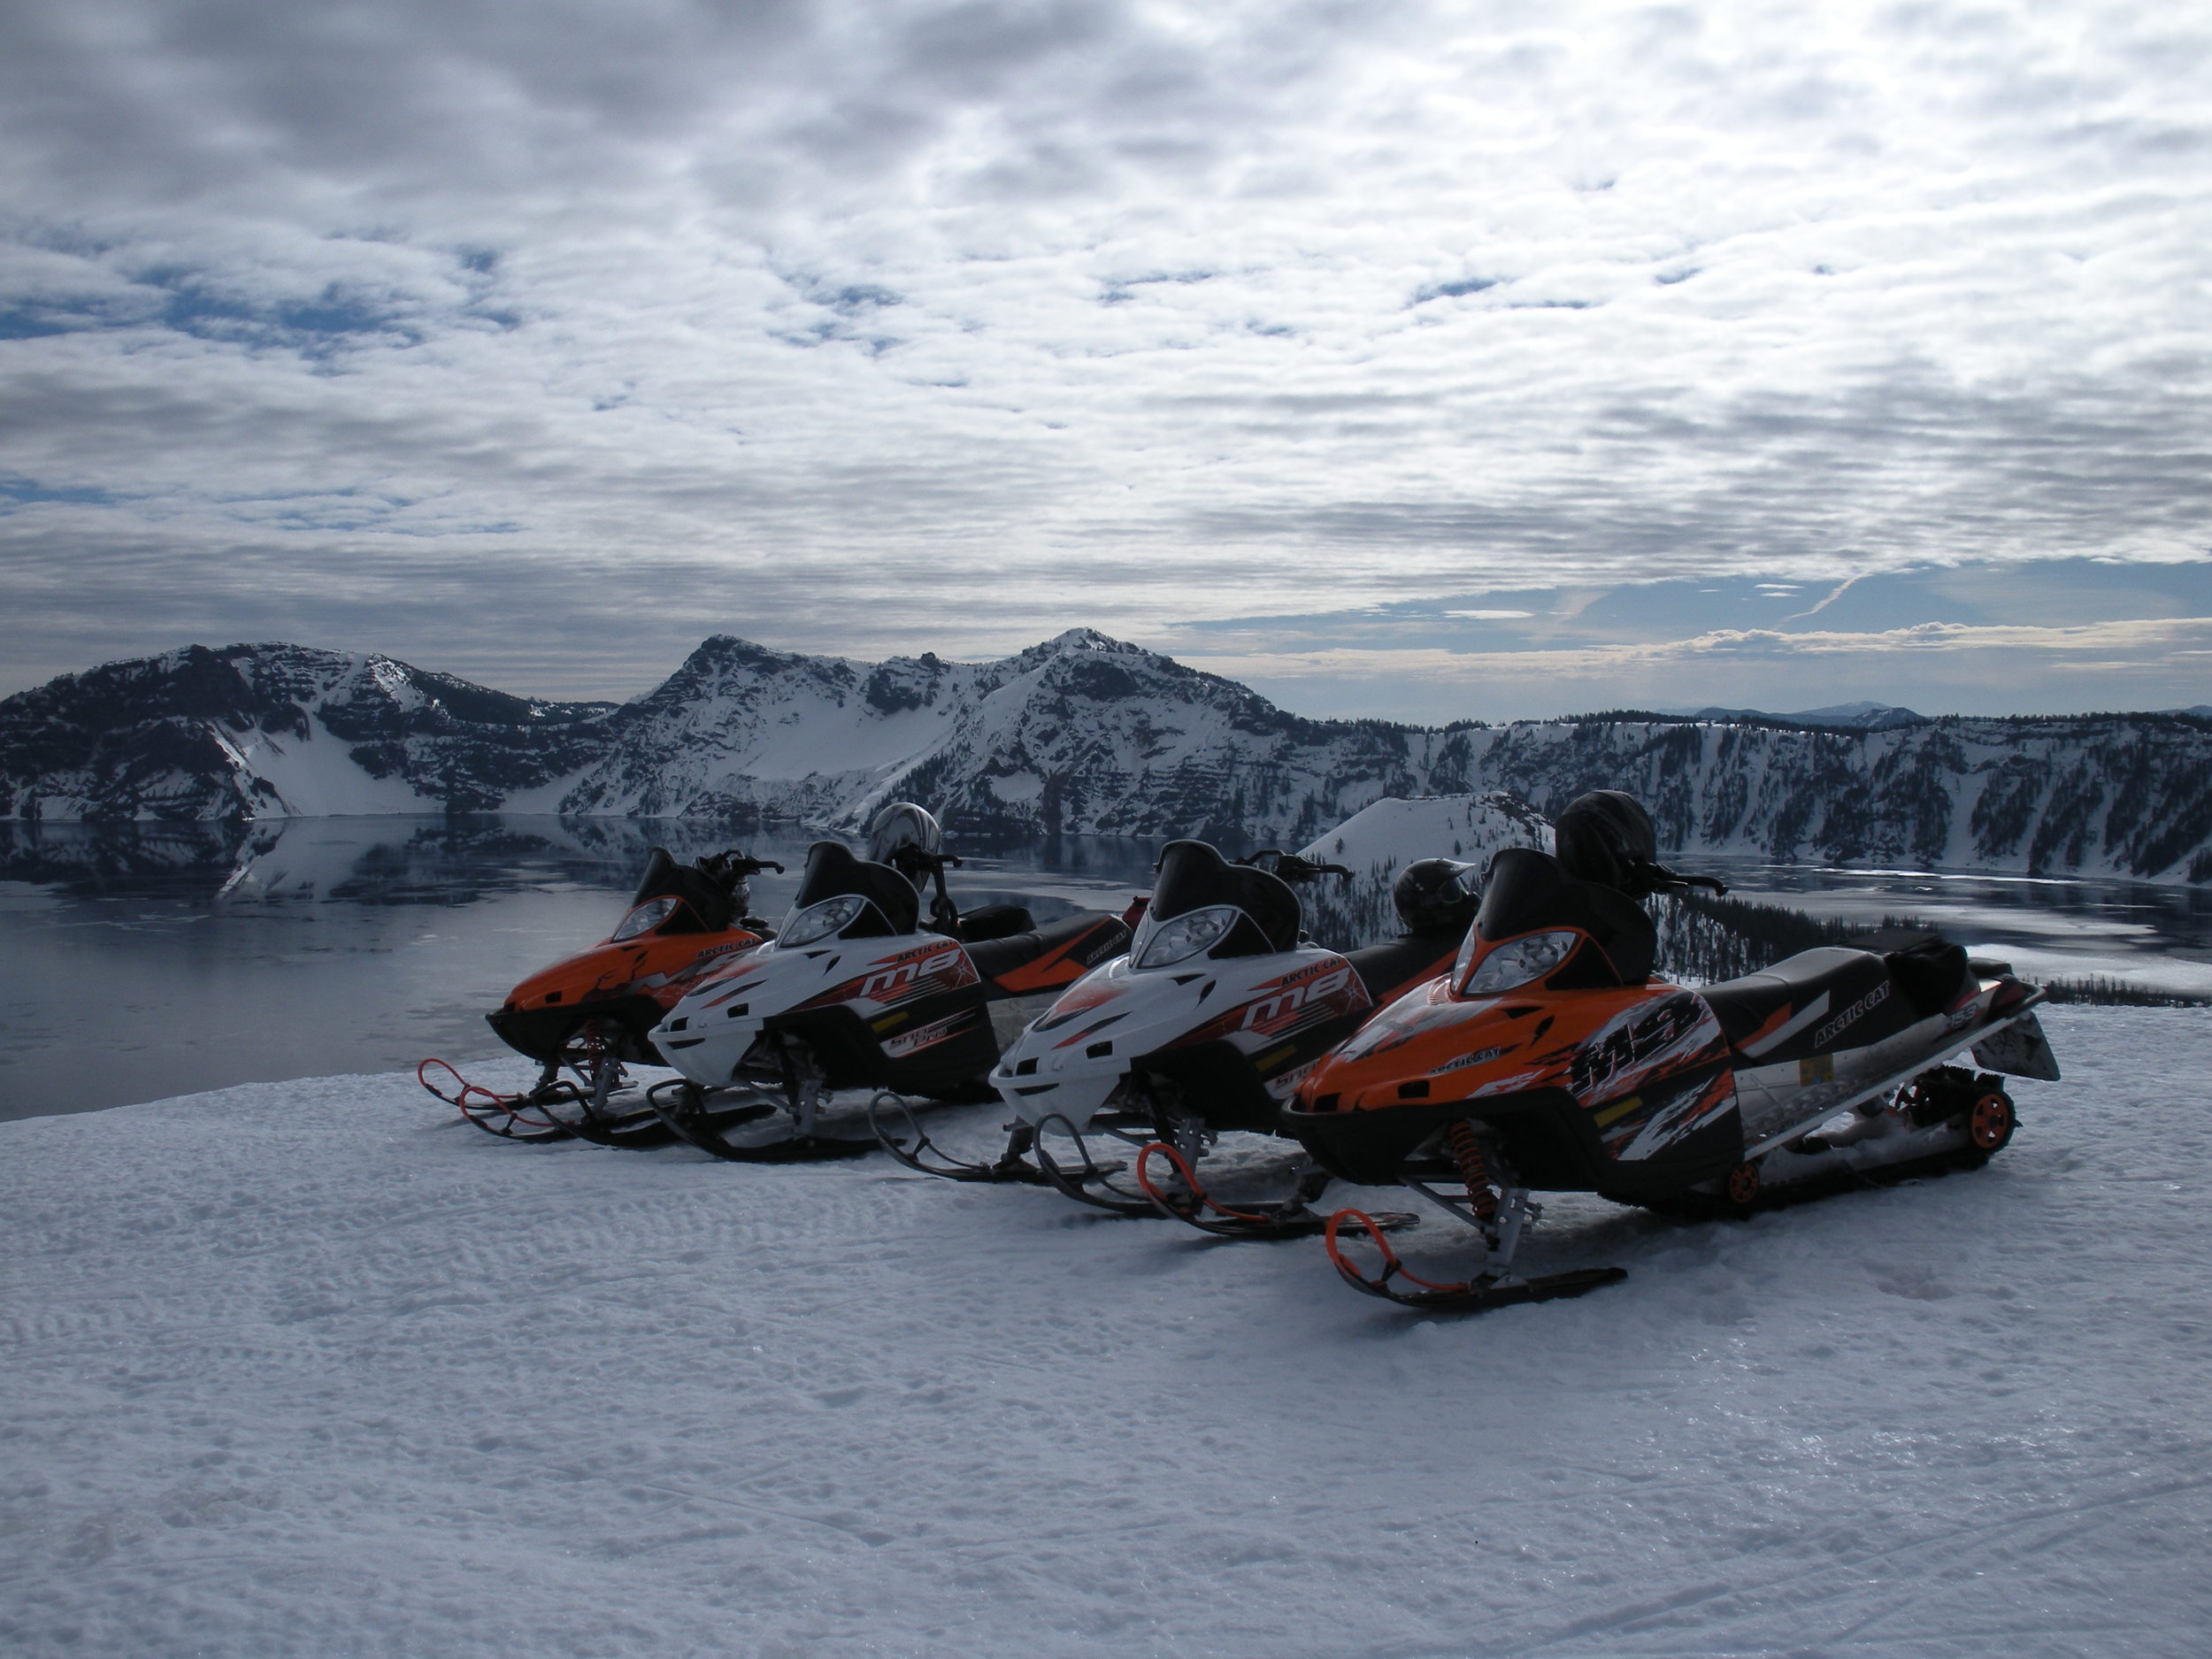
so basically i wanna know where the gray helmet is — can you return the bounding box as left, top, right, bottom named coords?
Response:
left=866, top=801, right=943, bottom=884
left=1393, top=857, right=1481, bottom=939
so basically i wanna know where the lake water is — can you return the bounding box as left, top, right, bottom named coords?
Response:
left=4, top=816, right=2207, bottom=1122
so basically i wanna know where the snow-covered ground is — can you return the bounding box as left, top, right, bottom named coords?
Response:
left=4, top=1007, right=2207, bottom=1657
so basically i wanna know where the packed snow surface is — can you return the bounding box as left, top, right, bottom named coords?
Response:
left=4, top=1008, right=2207, bottom=1657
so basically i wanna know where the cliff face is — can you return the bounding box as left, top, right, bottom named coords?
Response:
left=6, top=633, right=2208, bottom=882
left=1436, top=715, right=2212, bottom=881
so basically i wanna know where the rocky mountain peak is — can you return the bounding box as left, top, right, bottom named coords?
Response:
left=6, top=634, right=2211, bottom=884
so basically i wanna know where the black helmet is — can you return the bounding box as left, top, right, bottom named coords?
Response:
left=1393, top=857, right=1481, bottom=939
left=1554, top=791, right=1664, bottom=896
left=1553, top=790, right=1724, bottom=899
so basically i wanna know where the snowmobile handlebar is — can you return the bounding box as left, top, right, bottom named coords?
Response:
left=1639, top=863, right=1727, bottom=898
left=885, top=846, right=963, bottom=876
left=713, top=853, right=784, bottom=877
left=1238, top=850, right=1354, bottom=883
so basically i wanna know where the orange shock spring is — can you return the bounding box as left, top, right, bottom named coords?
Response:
left=1445, top=1119, right=1500, bottom=1222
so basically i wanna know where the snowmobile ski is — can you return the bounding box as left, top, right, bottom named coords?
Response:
left=645, top=1080, right=877, bottom=1164
left=1029, top=1112, right=1169, bottom=1215
left=1325, top=1209, right=1628, bottom=1311
left=550, top=1056, right=682, bottom=1150
left=864, top=1094, right=1079, bottom=1186
left=418, top=1057, right=578, bottom=1142
left=1133, top=1141, right=1417, bottom=1240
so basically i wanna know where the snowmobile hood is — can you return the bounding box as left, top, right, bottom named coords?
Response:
left=1294, top=979, right=1600, bottom=1114
left=1298, top=973, right=1733, bottom=1123
left=992, top=940, right=1371, bottom=1131
left=653, top=927, right=982, bottom=1087
left=501, top=926, right=765, bottom=1016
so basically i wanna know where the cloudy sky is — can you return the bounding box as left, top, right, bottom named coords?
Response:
left=2, top=0, right=2207, bottom=719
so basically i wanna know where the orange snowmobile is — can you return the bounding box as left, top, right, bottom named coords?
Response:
left=428, top=848, right=781, bottom=1146
left=1285, top=792, right=2058, bottom=1313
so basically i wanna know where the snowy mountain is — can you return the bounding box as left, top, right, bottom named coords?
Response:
left=5, top=633, right=2210, bottom=882
left=0, top=642, right=611, bottom=819
left=524, top=627, right=1448, bottom=841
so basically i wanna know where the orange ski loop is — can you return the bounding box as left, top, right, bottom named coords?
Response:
left=1134, top=1141, right=1286, bottom=1227
left=416, top=1056, right=561, bottom=1131
left=1324, top=1208, right=1471, bottom=1297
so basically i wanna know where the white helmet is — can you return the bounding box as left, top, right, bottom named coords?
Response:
left=866, top=802, right=943, bottom=882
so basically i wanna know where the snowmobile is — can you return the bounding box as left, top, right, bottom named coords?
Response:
left=880, top=841, right=1483, bottom=1237
left=648, top=803, right=1133, bottom=1163
left=422, top=846, right=780, bottom=1146
left=1284, top=791, right=2060, bottom=1313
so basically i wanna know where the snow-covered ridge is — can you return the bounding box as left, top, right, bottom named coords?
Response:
left=1293, top=792, right=1554, bottom=949
left=4, top=634, right=2210, bottom=882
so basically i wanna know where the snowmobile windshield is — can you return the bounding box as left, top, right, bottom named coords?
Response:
left=1454, top=847, right=1644, bottom=992
left=627, top=847, right=732, bottom=933
left=611, top=895, right=685, bottom=941
left=780, top=841, right=918, bottom=944
left=1130, top=841, right=1299, bottom=968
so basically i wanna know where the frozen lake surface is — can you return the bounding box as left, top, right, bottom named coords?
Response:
left=0, top=1005, right=2204, bottom=1657
left=3, top=817, right=2207, bottom=1122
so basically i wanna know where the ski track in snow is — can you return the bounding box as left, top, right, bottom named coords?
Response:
left=2, top=1007, right=2207, bottom=1657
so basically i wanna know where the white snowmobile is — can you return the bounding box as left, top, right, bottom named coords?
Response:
left=876, top=840, right=1483, bottom=1236
left=648, top=803, right=1131, bottom=1162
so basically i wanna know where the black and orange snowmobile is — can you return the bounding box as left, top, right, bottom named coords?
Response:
left=422, top=847, right=780, bottom=1146
left=1285, top=792, right=2059, bottom=1313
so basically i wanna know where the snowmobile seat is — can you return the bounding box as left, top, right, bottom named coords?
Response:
left=1577, top=880, right=1656, bottom=982
left=1698, top=947, right=1920, bottom=1059
left=1885, top=937, right=1973, bottom=1017
left=1345, top=933, right=1457, bottom=1004
left=969, top=911, right=1131, bottom=995
left=955, top=902, right=1034, bottom=943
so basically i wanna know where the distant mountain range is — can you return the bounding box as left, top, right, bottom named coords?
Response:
left=4, top=632, right=2208, bottom=881
left=1669, top=701, right=1929, bottom=731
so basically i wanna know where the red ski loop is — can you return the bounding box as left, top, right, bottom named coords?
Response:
left=416, top=1057, right=563, bottom=1133
left=1135, top=1141, right=1285, bottom=1228
left=1324, top=1208, right=1470, bottom=1297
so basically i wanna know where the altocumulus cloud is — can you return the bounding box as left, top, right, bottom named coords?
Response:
left=0, top=0, right=2207, bottom=714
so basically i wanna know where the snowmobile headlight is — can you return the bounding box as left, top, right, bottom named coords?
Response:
left=1133, top=904, right=1240, bottom=969
left=779, top=893, right=870, bottom=947
left=1460, top=929, right=1579, bottom=994
left=611, top=895, right=680, bottom=941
